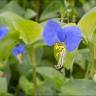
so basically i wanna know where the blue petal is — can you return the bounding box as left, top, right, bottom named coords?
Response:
left=12, top=44, right=25, bottom=58
left=0, top=26, right=8, bottom=40
left=43, top=20, right=62, bottom=46
left=61, top=26, right=82, bottom=52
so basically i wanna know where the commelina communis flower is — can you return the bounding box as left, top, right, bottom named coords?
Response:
left=43, top=20, right=82, bottom=69
left=12, top=44, right=25, bottom=63
left=43, top=20, right=82, bottom=52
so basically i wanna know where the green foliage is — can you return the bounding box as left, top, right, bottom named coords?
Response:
left=0, top=11, right=23, bottom=61
left=17, top=20, right=43, bottom=45
left=19, top=76, right=33, bottom=95
left=40, top=0, right=62, bottom=21
left=60, top=79, right=96, bottom=96
left=37, top=67, right=65, bottom=89
left=0, top=0, right=96, bottom=96
left=24, top=9, right=37, bottom=19
left=78, top=7, right=96, bottom=42
left=0, top=77, right=7, bottom=93
left=0, top=11, right=23, bottom=30
left=0, top=1, right=25, bottom=16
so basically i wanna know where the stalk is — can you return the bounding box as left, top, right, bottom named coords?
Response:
left=32, top=48, right=37, bottom=96
left=85, top=43, right=95, bottom=79
left=28, top=47, right=37, bottom=96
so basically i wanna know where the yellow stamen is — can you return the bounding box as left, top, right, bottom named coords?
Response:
left=17, top=53, right=23, bottom=63
left=54, top=43, right=66, bottom=52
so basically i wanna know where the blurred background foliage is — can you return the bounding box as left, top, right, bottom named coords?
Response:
left=0, top=0, right=96, bottom=96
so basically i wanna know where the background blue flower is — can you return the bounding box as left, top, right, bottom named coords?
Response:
left=43, top=20, right=82, bottom=52
left=12, top=44, right=25, bottom=60
left=0, top=26, right=8, bottom=40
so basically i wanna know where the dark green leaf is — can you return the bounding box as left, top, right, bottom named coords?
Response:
left=37, top=67, right=65, bottom=89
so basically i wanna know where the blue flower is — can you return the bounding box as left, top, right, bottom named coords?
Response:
left=12, top=44, right=25, bottom=62
left=0, top=26, right=8, bottom=40
left=43, top=20, right=82, bottom=52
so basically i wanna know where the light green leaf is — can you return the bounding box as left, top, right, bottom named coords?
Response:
left=24, top=9, right=37, bottom=19
left=0, top=77, right=7, bottom=93
left=0, top=11, right=24, bottom=61
left=19, top=76, right=33, bottom=95
left=36, top=67, right=65, bottom=89
left=78, top=7, right=96, bottom=41
left=0, top=11, right=24, bottom=30
left=64, top=51, right=76, bottom=69
left=0, top=31, right=19, bottom=61
left=17, top=20, right=43, bottom=44
left=60, top=79, right=96, bottom=96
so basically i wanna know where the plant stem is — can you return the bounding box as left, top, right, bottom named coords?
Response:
left=28, top=47, right=37, bottom=96
left=32, top=48, right=37, bottom=96
left=89, top=46, right=95, bottom=78
left=35, top=0, right=40, bottom=22
left=23, top=0, right=27, bottom=9
left=85, top=43, right=95, bottom=79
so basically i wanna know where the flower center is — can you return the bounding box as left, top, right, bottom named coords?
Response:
left=17, top=53, right=23, bottom=63
left=54, top=43, right=66, bottom=70
left=54, top=43, right=66, bottom=55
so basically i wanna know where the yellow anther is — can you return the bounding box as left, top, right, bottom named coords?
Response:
left=54, top=43, right=66, bottom=58
left=17, top=53, right=23, bottom=63
left=54, top=43, right=65, bottom=51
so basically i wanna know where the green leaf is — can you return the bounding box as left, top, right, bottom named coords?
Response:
left=75, top=49, right=90, bottom=69
left=24, top=9, right=37, bottom=19
left=37, top=80, right=55, bottom=96
left=0, top=93, right=13, bottom=96
left=0, top=77, right=7, bottom=93
left=0, top=31, right=19, bottom=61
left=64, top=51, right=76, bottom=69
left=0, top=11, right=24, bottom=30
left=0, top=1, right=25, bottom=16
left=17, top=20, right=43, bottom=44
left=0, top=0, right=7, bottom=8
left=78, top=7, right=96, bottom=42
left=36, top=67, right=65, bottom=89
left=40, top=1, right=62, bottom=21
left=19, top=76, right=33, bottom=95
left=60, top=79, right=96, bottom=96
left=0, top=11, right=23, bottom=61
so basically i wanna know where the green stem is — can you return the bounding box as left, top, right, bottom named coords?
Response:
left=35, top=0, right=40, bottom=22
left=23, top=0, right=27, bottom=9
left=89, top=46, right=95, bottom=78
left=28, top=47, right=37, bottom=96
left=85, top=43, right=95, bottom=79
left=14, top=85, right=20, bottom=96
left=32, top=49, right=37, bottom=96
